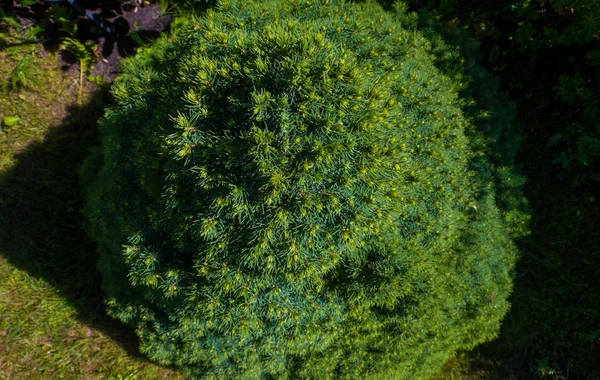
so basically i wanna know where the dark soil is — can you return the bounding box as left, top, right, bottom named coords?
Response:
left=90, top=2, right=172, bottom=80
left=4, top=0, right=172, bottom=81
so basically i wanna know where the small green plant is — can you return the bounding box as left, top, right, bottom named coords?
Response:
left=1, top=116, right=20, bottom=132
left=15, top=0, right=37, bottom=6
left=87, top=75, right=104, bottom=86
left=4, top=52, right=38, bottom=93
left=0, top=8, right=20, bottom=30
left=41, top=4, right=99, bottom=97
left=0, top=10, right=22, bottom=48
left=129, top=31, right=148, bottom=48
left=49, top=5, right=77, bottom=36
left=158, top=0, right=170, bottom=13
left=62, top=37, right=97, bottom=101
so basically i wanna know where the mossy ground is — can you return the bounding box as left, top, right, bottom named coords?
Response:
left=0, top=31, right=183, bottom=379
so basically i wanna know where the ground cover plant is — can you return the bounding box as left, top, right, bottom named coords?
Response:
left=82, top=0, right=528, bottom=377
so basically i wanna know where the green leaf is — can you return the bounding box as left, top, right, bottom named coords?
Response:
left=3, top=116, right=20, bottom=127
left=159, top=0, right=169, bottom=13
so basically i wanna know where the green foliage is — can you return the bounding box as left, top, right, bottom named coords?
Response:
left=403, top=0, right=600, bottom=377
left=5, top=52, right=39, bottom=92
left=49, top=5, right=77, bottom=37
left=2, top=115, right=20, bottom=127
left=0, top=8, right=21, bottom=31
left=0, top=7, right=43, bottom=51
left=152, top=0, right=216, bottom=14
left=62, top=36, right=97, bottom=102
left=83, top=0, right=527, bottom=378
left=62, top=37, right=96, bottom=73
left=405, top=0, right=600, bottom=184
left=15, top=0, right=36, bottom=6
left=550, top=73, right=600, bottom=179
left=158, top=0, right=170, bottom=13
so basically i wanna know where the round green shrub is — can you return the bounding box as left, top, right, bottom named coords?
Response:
left=83, top=0, right=528, bottom=377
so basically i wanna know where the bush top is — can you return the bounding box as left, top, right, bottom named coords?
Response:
left=84, top=0, right=527, bottom=377
left=110, top=0, right=473, bottom=279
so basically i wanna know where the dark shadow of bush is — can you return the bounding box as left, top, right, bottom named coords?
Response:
left=0, top=89, right=146, bottom=359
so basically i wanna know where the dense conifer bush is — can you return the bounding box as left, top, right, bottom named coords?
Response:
left=82, top=0, right=528, bottom=377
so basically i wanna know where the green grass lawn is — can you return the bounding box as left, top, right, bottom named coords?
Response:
left=0, top=37, right=183, bottom=379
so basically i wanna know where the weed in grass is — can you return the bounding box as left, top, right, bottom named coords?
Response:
left=0, top=10, right=43, bottom=51
left=5, top=51, right=39, bottom=92
left=1, top=115, right=20, bottom=131
left=62, top=37, right=97, bottom=102
left=0, top=50, right=74, bottom=170
left=0, top=10, right=21, bottom=34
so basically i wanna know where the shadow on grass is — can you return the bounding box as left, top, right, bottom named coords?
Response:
left=0, top=89, right=146, bottom=359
